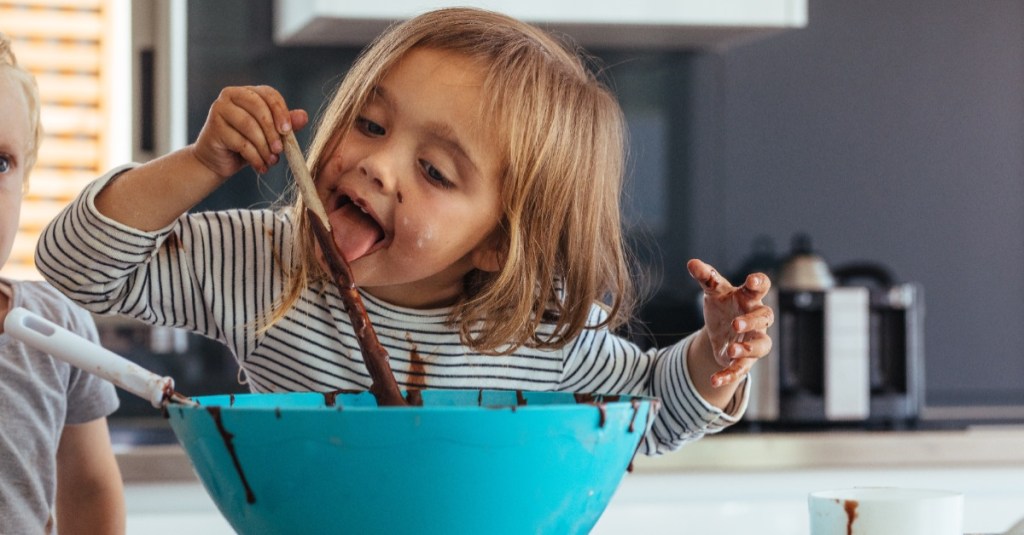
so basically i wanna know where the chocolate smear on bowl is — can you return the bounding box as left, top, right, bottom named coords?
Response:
left=323, top=390, right=342, bottom=407
left=626, top=398, right=659, bottom=473
left=628, top=399, right=642, bottom=433
left=516, top=390, right=528, bottom=406
left=207, top=406, right=256, bottom=504
left=574, top=394, right=608, bottom=428
left=843, top=499, right=858, bottom=535
left=405, top=390, right=423, bottom=406
left=308, top=209, right=407, bottom=407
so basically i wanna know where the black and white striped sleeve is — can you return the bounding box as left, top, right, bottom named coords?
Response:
left=558, top=306, right=748, bottom=455
left=35, top=166, right=288, bottom=355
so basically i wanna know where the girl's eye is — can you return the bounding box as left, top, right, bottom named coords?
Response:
left=356, top=117, right=386, bottom=136
left=0, top=156, right=10, bottom=174
left=420, top=159, right=454, bottom=189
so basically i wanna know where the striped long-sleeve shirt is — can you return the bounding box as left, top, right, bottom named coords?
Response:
left=36, top=166, right=747, bottom=455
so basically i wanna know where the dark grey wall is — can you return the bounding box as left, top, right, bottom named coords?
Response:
left=185, top=0, right=1024, bottom=407
left=684, top=0, right=1024, bottom=405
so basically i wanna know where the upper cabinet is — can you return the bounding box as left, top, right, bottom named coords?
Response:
left=273, top=0, right=808, bottom=50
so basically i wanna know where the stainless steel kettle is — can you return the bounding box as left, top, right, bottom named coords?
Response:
left=778, top=234, right=835, bottom=291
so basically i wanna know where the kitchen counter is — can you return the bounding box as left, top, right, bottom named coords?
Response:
left=634, top=425, right=1024, bottom=472
left=115, top=425, right=1024, bottom=482
left=118, top=426, right=1024, bottom=534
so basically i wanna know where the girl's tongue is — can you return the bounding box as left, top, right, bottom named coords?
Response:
left=328, top=203, right=384, bottom=262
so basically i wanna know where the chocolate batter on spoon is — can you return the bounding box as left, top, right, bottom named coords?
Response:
left=308, top=211, right=407, bottom=406
left=284, top=132, right=407, bottom=406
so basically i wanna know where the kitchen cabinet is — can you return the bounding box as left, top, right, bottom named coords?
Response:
left=273, top=0, right=807, bottom=49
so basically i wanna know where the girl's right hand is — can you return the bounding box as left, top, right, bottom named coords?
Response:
left=192, top=86, right=309, bottom=178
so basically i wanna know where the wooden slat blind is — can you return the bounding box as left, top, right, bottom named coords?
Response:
left=0, top=0, right=111, bottom=280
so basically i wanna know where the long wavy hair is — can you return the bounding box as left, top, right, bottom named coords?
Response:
left=276, top=7, right=635, bottom=354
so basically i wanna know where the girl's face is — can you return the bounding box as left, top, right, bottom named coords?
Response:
left=316, top=48, right=504, bottom=309
left=0, top=74, right=30, bottom=271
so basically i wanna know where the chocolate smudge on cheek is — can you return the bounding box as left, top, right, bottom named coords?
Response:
left=207, top=406, right=256, bottom=504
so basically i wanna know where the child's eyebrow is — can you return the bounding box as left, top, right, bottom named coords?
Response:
left=423, top=121, right=478, bottom=175
left=373, top=85, right=480, bottom=177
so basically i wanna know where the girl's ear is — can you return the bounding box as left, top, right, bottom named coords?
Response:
left=470, top=230, right=505, bottom=273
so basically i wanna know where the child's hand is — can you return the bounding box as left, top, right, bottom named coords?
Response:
left=687, top=258, right=774, bottom=388
left=192, top=86, right=309, bottom=177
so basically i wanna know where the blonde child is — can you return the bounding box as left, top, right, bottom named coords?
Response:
left=0, top=34, right=125, bottom=534
left=37, top=8, right=773, bottom=455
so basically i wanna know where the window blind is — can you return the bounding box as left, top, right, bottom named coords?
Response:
left=1, top=0, right=111, bottom=280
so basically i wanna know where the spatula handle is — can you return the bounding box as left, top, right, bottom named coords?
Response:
left=4, top=307, right=179, bottom=408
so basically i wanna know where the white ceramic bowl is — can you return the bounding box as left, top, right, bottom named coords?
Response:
left=809, top=487, right=963, bottom=535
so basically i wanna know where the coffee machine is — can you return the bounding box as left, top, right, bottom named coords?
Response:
left=744, top=237, right=925, bottom=427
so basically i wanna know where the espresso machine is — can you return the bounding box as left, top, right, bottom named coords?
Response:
left=743, top=236, right=925, bottom=427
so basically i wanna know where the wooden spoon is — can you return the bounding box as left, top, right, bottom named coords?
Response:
left=282, top=132, right=407, bottom=406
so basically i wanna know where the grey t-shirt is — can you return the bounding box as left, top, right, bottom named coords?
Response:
left=0, top=279, right=120, bottom=534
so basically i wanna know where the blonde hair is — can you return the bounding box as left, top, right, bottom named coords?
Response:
left=0, top=33, right=43, bottom=189
left=279, top=7, right=634, bottom=353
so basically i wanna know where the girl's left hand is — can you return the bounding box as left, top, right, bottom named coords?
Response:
left=687, top=258, right=774, bottom=388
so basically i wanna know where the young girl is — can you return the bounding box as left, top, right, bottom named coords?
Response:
left=0, top=34, right=125, bottom=534
left=37, top=8, right=773, bottom=455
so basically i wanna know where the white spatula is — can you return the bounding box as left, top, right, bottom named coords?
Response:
left=4, top=307, right=196, bottom=408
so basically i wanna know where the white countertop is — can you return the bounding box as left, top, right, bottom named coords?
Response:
left=118, top=427, right=1024, bottom=534
left=116, top=425, right=1024, bottom=481
left=631, top=425, right=1024, bottom=471
left=125, top=466, right=1024, bottom=535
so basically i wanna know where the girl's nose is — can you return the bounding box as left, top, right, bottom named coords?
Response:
left=358, top=151, right=398, bottom=194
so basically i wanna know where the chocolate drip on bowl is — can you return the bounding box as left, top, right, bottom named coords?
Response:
left=207, top=406, right=256, bottom=504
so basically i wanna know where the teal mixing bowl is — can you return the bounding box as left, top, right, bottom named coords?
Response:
left=166, top=390, right=654, bottom=534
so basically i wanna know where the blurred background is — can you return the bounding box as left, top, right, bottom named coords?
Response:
left=5, top=2, right=1024, bottom=532
left=2, top=0, right=1023, bottom=427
